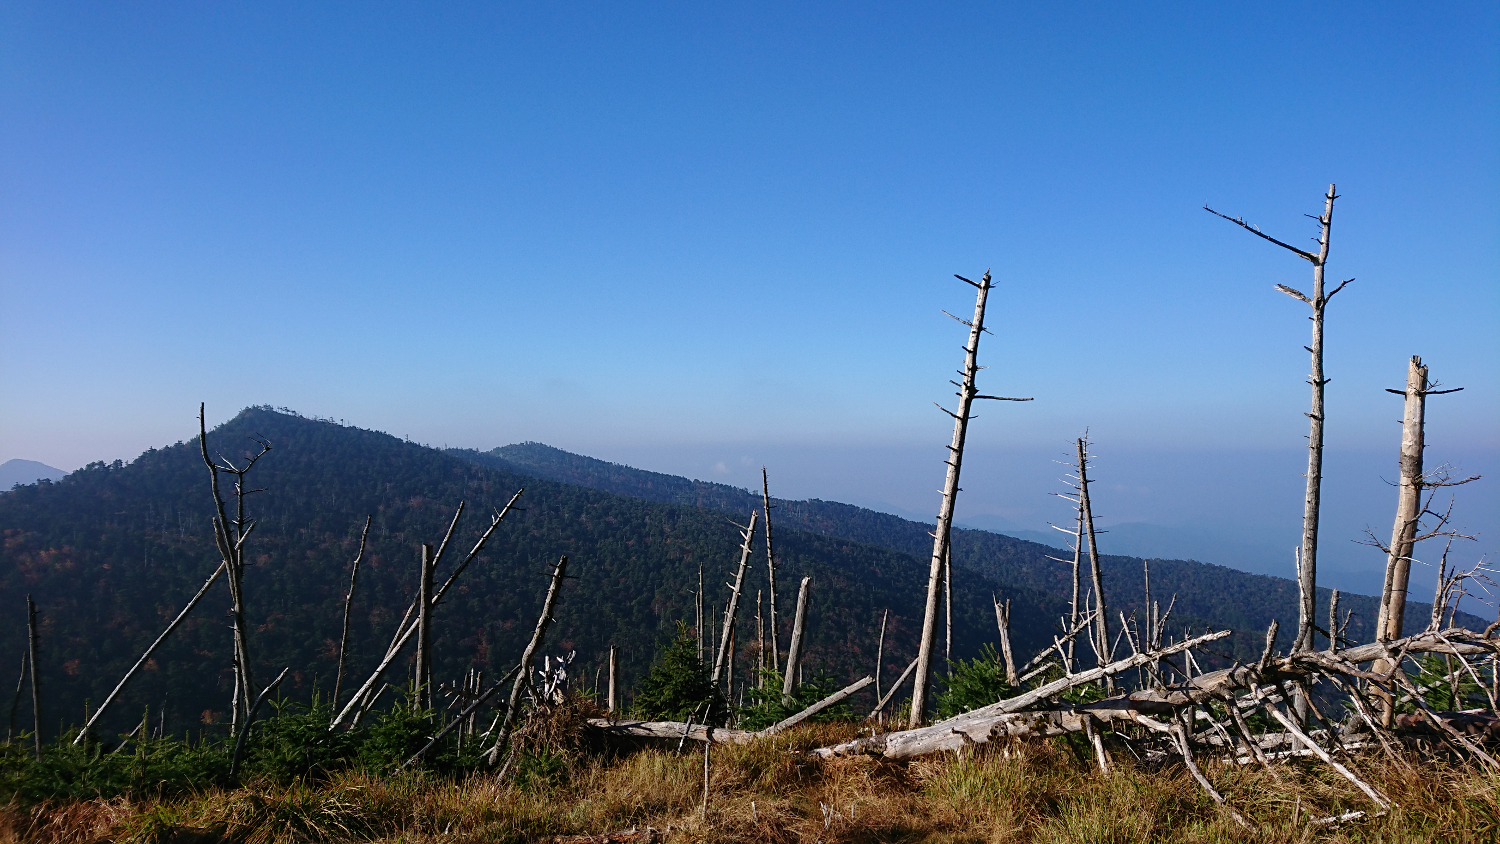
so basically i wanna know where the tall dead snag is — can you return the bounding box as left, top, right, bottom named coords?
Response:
left=712, top=512, right=758, bottom=687
left=197, top=404, right=272, bottom=731
left=994, top=595, right=1017, bottom=686
left=26, top=596, right=39, bottom=759
left=332, top=516, right=372, bottom=710
left=1206, top=186, right=1349, bottom=652
left=607, top=646, right=617, bottom=713
left=1074, top=440, right=1110, bottom=677
left=486, top=555, right=569, bottom=765
left=762, top=468, right=781, bottom=672
left=782, top=576, right=812, bottom=704
left=911, top=270, right=1032, bottom=726
left=75, top=561, right=227, bottom=744
left=414, top=544, right=436, bottom=713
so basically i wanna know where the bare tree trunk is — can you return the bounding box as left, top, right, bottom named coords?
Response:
left=762, top=468, right=781, bottom=673
left=1377, top=356, right=1431, bottom=646
left=607, top=646, right=617, bottom=713
left=696, top=563, right=705, bottom=663
left=912, top=270, right=1032, bottom=727
left=943, top=546, right=953, bottom=675
left=8, top=651, right=26, bottom=744
left=1207, top=185, right=1344, bottom=653
left=26, top=596, right=40, bottom=759
left=725, top=627, right=735, bottom=711
left=228, top=667, right=288, bottom=780
left=332, top=516, right=372, bottom=711
left=782, top=576, right=811, bottom=704
left=487, top=556, right=569, bottom=764
left=1076, top=437, right=1111, bottom=683
left=712, top=513, right=757, bottom=686
left=756, top=591, right=765, bottom=679
left=74, top=562, right=226, bottom=744
left=415, top=544, right=435, bottom=714
left=875, top=609, right=888, bottom=700
left=994, top=595, right=1017, bottom=686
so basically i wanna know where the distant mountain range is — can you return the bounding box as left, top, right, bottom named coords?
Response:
left=0, top=410, right=1477, bottom=741
left=0, top=459, right=67, bottom=490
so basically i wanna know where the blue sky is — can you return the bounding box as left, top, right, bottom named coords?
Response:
left=2, top=3, right=1496, bottom=599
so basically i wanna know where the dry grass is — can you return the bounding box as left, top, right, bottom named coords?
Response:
left=4, top=725, right=1496, bottom=844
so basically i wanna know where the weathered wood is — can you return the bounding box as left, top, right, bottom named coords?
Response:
left=763, top=676, right=873, bottom=735
left=869, top=656, right=919, bottom=720
left=332, top=516, right=371, bottom=710
left=397, top=668, right=515, bottom=773
left=762, top=468, right=781, bottom=672
left=875, top=609, right=888, bottom=700
left=995, top=595, right=1017, bottom=686
left=486, top=556, right=569, bottom=764
left=782, top=576, right=812, bottom=704
left=711, top=512, right=757, bottom=686
left=607, top=646, right=617, bottom=713
left=1376, top=356, right=1430, bottom=659
left=587, top=718, right=755, bottom=745
left=415, top=543, right=436, bottom=713
left=74, top=562, right=227, bottom=745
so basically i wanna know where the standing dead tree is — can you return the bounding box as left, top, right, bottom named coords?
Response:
left=911, top=270, right=1032, bottom=726
left=761, top=468, right=781, bottom=673
left=414, top=543, right=436, bottom=714
left=330, top=490, right=525, bottom=730
left=1206, top=186, right=1349, bottom=653
left=782, top=576, right=812, bottom=705
left=711, top=513, right=757, bottom=687
left=26, top=597, right=39, bottom=759
left=197, top=404, right=272, bottom=733
left=332, top=516, right=372, bottom=710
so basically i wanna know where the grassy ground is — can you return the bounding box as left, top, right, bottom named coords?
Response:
left=3, top=721, right=1496, bottom=844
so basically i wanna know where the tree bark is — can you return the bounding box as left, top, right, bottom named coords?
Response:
left=711, top=512, right=757, bottom=686
left=607, top=645, right=617, bottom=713
left=782, top=576, right=812, bottom=704
left=1376, top=356, right=1430, bottom=646
left=995, top=596, right=1017, bottom=686
left=415, top=543, right=435, bottom=714
left=762, top=468, right=781, bottom=672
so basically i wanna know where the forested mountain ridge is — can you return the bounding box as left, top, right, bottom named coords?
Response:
left=462, top=442, right=1482, bottom=655
left=0, top=408, right=1059, bottom=740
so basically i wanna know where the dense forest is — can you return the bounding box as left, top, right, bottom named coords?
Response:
left=0, top=408, right=1472, bottom=744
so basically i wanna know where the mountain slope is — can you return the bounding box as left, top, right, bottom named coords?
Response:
left=0, top=459, right=67, bottom=490
left=462, top=442, right=1480, bottom=654
left=0, top=409, right=1059, bottom=740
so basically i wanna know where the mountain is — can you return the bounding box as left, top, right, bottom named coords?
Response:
left=0, top=459, right=67, bottom=491
left=461, top=442, right=1483, bottom=653
left=0, top=413, right=1475, bottom=742
left=0, top=409, right=1057, bottom=740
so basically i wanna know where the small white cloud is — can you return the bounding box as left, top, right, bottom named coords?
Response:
left=712, top=461, right=730, bottom=475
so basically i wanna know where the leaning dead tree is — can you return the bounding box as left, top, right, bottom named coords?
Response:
left=711, top=512, right=757, bottom=687
left=332, top=516, right=372, bottom=709
left=911, top=270, right=1032, bottom=726
left=198, top=403, right=272, bottom=733
left=1206, top=187, right=1350, bottom=653
left=761, top=468, right=781, bottom=673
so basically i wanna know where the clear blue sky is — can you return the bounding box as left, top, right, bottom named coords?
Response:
left=3, top=3, right=1496, bottom=597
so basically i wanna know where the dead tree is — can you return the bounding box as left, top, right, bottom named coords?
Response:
left=875, top=609, right=888, bottom=700
left=414, top=543, right=436, bottom=713
left=912, top=270, right=1032, bottom=726
left=75, top=561, right=227, bottom=744
left=26, top=596, right=39, bottom=759
left=197, top=404, right=272, bottom=731
left=782, top=576, right=812, bottom=704
left=1206, top=186, right=1349, bottom=652
left=486, top=555, right=569, bottom=764
left=607, top=645, right=617, bottom=713
left=762, top=468, right=781, bottom=672
left=711, top=512, right=757, bottom=687
left=332, top=516, right=372, bottom=710
left=330, top=491, right=524, bottom=730
left=1076, top=437, right=1110, bottom=673
left=994, top=595, right=1017, bottom=685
